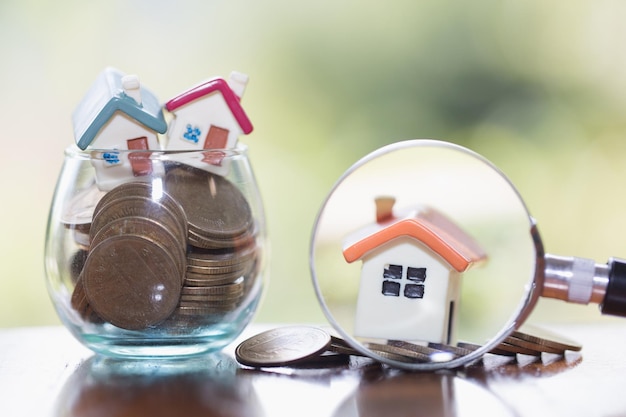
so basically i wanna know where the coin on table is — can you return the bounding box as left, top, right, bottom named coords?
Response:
left=235, top=326, right=332, bottom=367
left=82, top=234, right=182, bottom=330
left=511, top=325, right=582, bottom=353
left=365, top=342, right=431, bottom=363
left=504, top=335, right=563, bottom=355
left=388, top=340, right=449, bottom=357
left=327, top=335, right=364, bottom=356
left=457, top=341, right=516, bottom=357
left=428, top=342, right=474, bottom=357
left=495, top=341, right=541, bottom=356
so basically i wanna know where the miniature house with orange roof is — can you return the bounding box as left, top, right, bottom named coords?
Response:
left=342, top=197, right=487, bottom=344
left=163, top=71, right=253, bottom=175
left=72, top=67, right=167, bottom=191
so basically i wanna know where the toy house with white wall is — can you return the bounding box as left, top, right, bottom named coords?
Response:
left=72, top=67, right=167, bottom=191
left=163, top=72, right=253, bottom=175
left=342, top=197, right=487, bottom=344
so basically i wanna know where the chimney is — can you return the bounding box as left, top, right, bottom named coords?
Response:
left=228, top=71, right=249, bottom=99
left=122, top=74, right=142, bottom=105
left=375, top=196, right=395, bottom=223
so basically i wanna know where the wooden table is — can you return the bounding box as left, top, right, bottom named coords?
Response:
left=2, top=322, right=626, bottom=417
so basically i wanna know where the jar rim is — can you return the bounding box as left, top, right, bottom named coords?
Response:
left=64, top=142, right=249, bottom=159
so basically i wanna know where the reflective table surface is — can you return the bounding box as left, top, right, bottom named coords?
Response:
left=2, top=322, right=626, bottom=417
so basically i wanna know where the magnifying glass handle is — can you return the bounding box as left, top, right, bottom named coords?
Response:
left=601, top=258, right=626, bottom=316
left=543, top=254, right=626, bottom=317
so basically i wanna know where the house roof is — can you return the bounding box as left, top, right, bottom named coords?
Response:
left=164, top=77, right=253, bottom=135
left=72, top=67, right=167, bottom=150
left=342, top=206, right=487, bottom=272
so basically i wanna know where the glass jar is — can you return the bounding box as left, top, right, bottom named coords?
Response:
left=44, top=144, right=267, bottom=358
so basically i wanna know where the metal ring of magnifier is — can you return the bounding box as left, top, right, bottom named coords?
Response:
left=309, top=139, right=546, bottom=371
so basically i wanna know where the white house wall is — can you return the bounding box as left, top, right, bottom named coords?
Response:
left=90, top=112, right=162, bottom=191
left=354, top=237, right=454, bottom=343
left=167, top=94, right=243, bottom=151
left=91, top=112, right=160, bottom=150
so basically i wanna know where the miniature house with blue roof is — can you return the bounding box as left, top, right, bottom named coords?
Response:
left=72, top=67, right=167, bottom=191
left=163, top=71, right=253, bottom=176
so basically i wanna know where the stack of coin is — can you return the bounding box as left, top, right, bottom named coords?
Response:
left=164, top=163, right=255, bottom=250
left=71, top=181, right=188, bottom=330
left=163, top=163, right=259, bottom=320
left=234, top=325, right=583, bottom=368
left=64, top=163, right=260, bottom=330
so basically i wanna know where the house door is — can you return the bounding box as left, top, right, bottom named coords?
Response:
left=203, top=125, right=229, bottom=150
left=127, top=136, right=152, bottom=176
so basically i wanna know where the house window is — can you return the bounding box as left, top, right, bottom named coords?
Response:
left=382, top=280, right=401, bottom=297
left=183, top=124, right=202, bottom=144
left=384, top=264, right=402, bottom=280
left=203, top=125, right=229, bottom=149
left=127, top=137, right=152, bottom=176
left=381, top=264, right=427, bottom=299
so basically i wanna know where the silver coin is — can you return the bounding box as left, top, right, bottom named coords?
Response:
left=235, top=326, right=331, bottom=367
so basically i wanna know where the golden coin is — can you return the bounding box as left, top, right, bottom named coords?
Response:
left=94, top=181, right=187, bottom=231
left=428, top=342, right=474, bottom=357
left=365, top=342, right=430, bottom=363
left=82, top=235, right=182, bottom=330
left=90, top=195, right=186, bottom=245
left=164, top=164, right=253, bottom=240
left=183, top=274, right=243, bottom=287
left=187, top=228, right=255, bottom=250
left=186, top=244, right=257, bottom=268
left=235, top=326, right=331, bottom=367
left=181, top=277, right=244, bottom=296
left=179, top=291, right=243, bottom=303
left=174, top=305, right=237, bottom=316
left=91, top=216, right=187, bottom=281
left=388, top=340, right=446, bottom=357
left=511, top=325, right=582, bottom=352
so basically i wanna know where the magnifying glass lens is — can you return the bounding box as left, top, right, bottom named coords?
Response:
left=310, top=140, right=542, bottom=370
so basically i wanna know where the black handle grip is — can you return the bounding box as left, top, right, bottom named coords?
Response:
left=601, top=258, right=626, bottom=317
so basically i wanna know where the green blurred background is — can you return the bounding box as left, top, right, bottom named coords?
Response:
left=2, top=0, right=626, bottom=328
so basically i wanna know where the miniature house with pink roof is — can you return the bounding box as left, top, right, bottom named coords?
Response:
left=72, top=67, right=167, bottom=191
left=342, top=197, right=487, bottom=344
left=164, top=71, right=253, bottom=175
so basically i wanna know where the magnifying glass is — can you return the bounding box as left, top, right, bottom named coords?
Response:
left=310, top=139, right=626, bottom=371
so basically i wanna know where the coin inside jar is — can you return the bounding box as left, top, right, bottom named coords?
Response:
left=90, top=216, right=187, bottom=283
left=82, top=234, right=182, bottom=330
left=90, top=195, right=187, bottom=246
left=164, top=163, right=253, bottom=246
